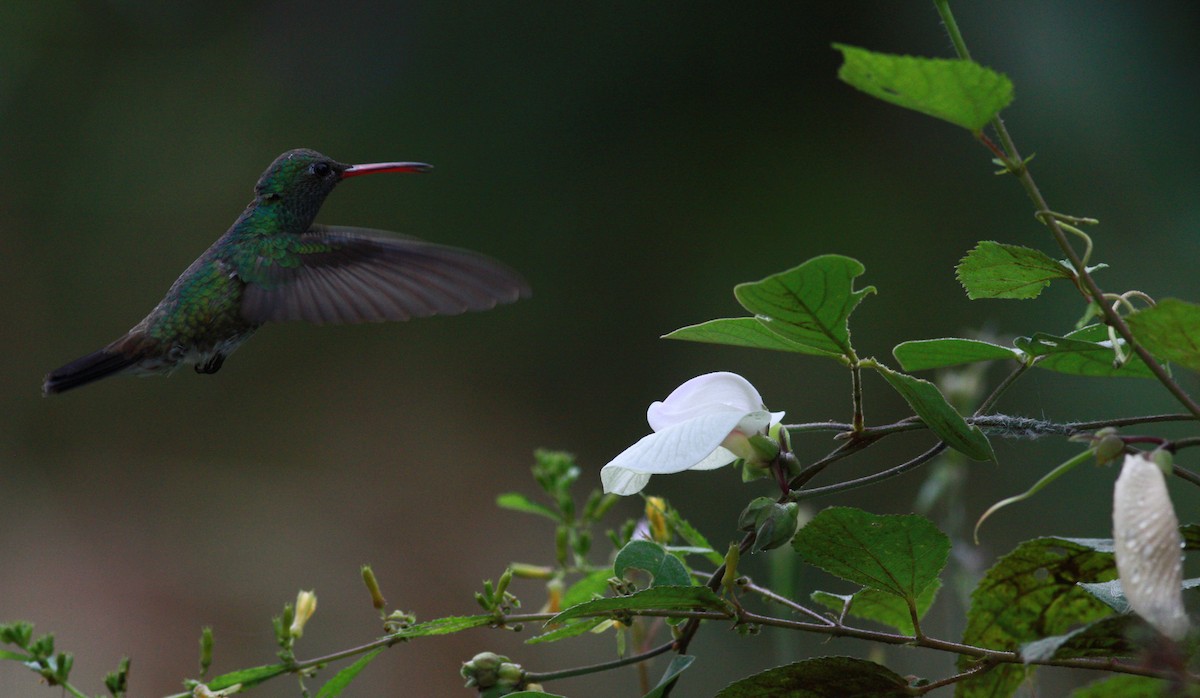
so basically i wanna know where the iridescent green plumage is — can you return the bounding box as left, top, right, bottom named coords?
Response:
left=43, top=148, right=529, bottom=395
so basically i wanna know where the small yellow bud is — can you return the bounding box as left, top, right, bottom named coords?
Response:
left=644, top=496, right=670, bottom=543
left=289, top=590, right=317, bottom=639
left=361, top=566, right=387, bottom=611
left=539, top=577, right=563, bottom=615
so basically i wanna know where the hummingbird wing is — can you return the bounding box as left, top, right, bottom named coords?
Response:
left=239, top=226, right=529, bottom=325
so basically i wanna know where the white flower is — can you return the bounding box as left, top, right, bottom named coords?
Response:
left=600, top=372, right=784, bottom=495
left=290, top=590, right=318, bottom=639
left=1113, top=452, right=1189, bottom=641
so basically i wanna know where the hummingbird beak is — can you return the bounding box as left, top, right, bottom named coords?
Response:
left=342, top=161, right=434, bottom=178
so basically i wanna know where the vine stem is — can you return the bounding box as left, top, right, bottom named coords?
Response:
left=850, top=360, right=865, bottom=432
left=522, top=640, right=676, bottom=683
left=933, top=0, right=1200, bottom=421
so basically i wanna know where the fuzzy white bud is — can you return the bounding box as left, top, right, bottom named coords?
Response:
left=1113, top=453, right=1188, bottom=640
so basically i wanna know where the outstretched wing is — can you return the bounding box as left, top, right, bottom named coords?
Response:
left=239, top=226, right=530, bottom=325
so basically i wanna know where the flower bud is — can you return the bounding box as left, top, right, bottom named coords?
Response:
left=1091, top=430, right=1125, bottom=466
left=460, top=652, right=506, bottom=688
left=198, top=627, right=213, bottom=676
left=361, top=566, right=387, bottom=611
left=738, top=497, right=776, bottom=531
left=1113, top=452, right=1188, bottom=640
left=289, top=590, right=317, bottom=639
left=460, top=652, right=524, bottom=690
left=738, top=497, right=800, bottom=553
left=750, top=502, right=800, bottom=553
left=644, top=496, right=670, bottom=543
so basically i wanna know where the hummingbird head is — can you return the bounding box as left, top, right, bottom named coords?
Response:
left=254, top=149, right=432, bottom=232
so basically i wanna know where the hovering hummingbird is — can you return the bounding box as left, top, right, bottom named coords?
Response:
left=43, top=148, right=530, bottom=395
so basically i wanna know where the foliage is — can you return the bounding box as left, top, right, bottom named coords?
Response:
left=7, top=2, right=1200, bottom=697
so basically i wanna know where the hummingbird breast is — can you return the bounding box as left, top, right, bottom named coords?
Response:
left=129, top=253, right=260, bottom=372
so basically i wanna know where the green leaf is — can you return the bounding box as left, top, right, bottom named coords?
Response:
left=0, top=649, right=29, bottom=661
left=733, top=255, right=874, bottom=358
left=549, top=586, right=729, bottom=624
left=614, top=540, right=692, bottom=588
left=793, top=507, right=949, bottom=605
left=893, top=338, right=1022, bottom=371
left=525, top=617, right=608, bottom=644
left=1019, top=615, right=1139, bottom=663
left=1070, top=675, right=1177, bottom=698
left=956, top=241, right=1072, bottom=299
left=664, top=317, right=839, bottom=357
left=506, top=693, right=568, bottom=698
left=641, top=655, right=696, bottom=698
left=1017, top=325, right=1157, bottom=379
left=812, top=579, right=941, bottom=635
left=833, top=44, right=1013, bottom=132
left=495, top=492, right=559, bottom=521
left=871, top=363, right=995, bottom=461
left=1079, top=577, right=1200, bottom=615
left=662, top=500, right=726, bottom=566
left=716, top=656, right=914, bottom=697
left=956, top=537, right=1117, bottom=698
left=1127, top=298, right=1200, bottom=373
left=387, top=615, right=495, bottom=640
left=207, top=663, right=290, bottom=690
left=313, top=647, right=385, bottom=698
left=562, top=568, right=615, bottom=608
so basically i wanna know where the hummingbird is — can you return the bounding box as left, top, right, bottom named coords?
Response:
left=43, top=148, right=530, bottom=395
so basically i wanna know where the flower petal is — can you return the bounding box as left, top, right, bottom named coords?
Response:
left=1113, top=452, right=1188, bottom=641
left=647, top=372, right=766, bottom=432
left=601, top=409, right=749, bottom=495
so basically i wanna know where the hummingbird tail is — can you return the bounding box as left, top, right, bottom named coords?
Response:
left=43, top=348, right=141, bottom=396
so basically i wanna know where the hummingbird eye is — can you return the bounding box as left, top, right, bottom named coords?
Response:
left=310, top=162, right=332, bottom=178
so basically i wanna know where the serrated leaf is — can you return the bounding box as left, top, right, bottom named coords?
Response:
left=1069, top=675, right=1177, bottom=698
left=956, top=537, right=1117, bottom=698
left=389, top=615, right=495, bottom=639
left=525, top=617, right=608, bottom=644
left=1019, top=615, right=1138, bottom=663
left=956, top=241, right=1073, bottom=299
left=716, top=656, right=914, bottom=697
left=207, top=664, right=290, bottom=690
left=313, top=647, right=385, bottom=698
left=1077, top=580, right=1128, bottom=613
left=495, top=493, right=559, bottom=521
left=733, top=255, right=874, bottom=358
left=812, top=580, right=941, bottom=635
left=664, top=317, right=839, bottom=357
left=1127, top=298, right=1200, bottom=373
left=793, top=507, right=949, bottom=605
left=872, top=363, right=995, bottom=461
left=549, top=586, right=728, bottom=624
left=562, top=568, right=615, bottom=608
left=894, top=338, right=1022, bottom=371
left=834, top=44, right=1013, bottom=132
left=614, top=540, right=692, bottom=587
left=1036, top=348, right=1155, bottom=379
left=641, top=655, right=696, bottom=698
left=1078, top=577, right=1200, bottom=615
left=1017, top=325, right=1157, bottom=379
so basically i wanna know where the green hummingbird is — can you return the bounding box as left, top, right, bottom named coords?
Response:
left=43, top=148, right=530, bottom=395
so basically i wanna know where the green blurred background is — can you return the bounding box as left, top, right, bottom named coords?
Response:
left=4, top=2, right=1200, bottom=696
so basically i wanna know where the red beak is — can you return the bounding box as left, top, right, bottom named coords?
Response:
left=342, top=161, right=433, bottom=178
